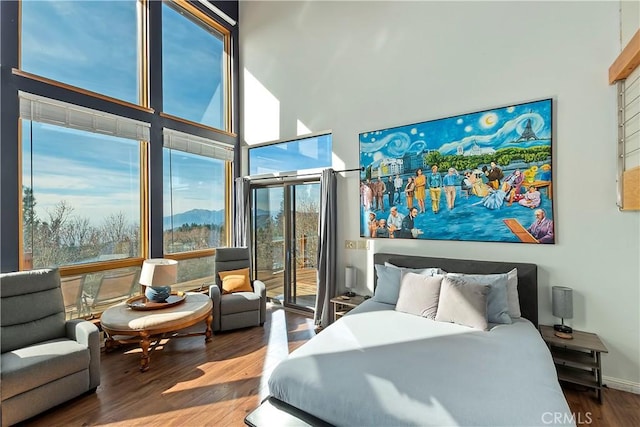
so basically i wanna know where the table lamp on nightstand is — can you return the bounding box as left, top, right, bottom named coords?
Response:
left=344, top=266, right=356, bottom=297
left=552, top=286, right=573, bottom=339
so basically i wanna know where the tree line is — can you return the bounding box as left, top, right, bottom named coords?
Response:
left=23, top=187, right=140, bottom=268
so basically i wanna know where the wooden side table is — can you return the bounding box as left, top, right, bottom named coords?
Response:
left=539, top=325, right=608, bottom=403
left=329, top=295, right=367, bottom=322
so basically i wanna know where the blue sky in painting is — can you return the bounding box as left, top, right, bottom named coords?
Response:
left=20, top=0, right=226, bottom=223
left=360, top=99, right=552, bottom=168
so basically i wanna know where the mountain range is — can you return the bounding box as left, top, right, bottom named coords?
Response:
left=163, top=209, right=225, bottom=230
left=163, top=208, right=274, bottom=230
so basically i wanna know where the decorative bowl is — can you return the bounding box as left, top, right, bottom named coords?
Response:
left=145, top=286, right=172, bottom=302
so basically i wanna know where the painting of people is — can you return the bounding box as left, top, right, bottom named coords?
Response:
left=359, top=98, right=555, bottom=244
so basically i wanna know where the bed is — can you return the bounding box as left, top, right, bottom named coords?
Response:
left=245, top=254, right=574, bottom=427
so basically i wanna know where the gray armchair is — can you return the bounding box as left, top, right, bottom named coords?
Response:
left=210, top=247, right=266, bottom=332
left=0, top=269, right=100, bottom=426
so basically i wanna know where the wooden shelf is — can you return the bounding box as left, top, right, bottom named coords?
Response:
left=539, top=325, right=607, bottom=404
left=330, top=295, right=368, bottom=322
left=556, top=365, right=599, bottom=389
left=551, top=347, right=598, bottom=369
left=609, top=29, right=640, bottom=84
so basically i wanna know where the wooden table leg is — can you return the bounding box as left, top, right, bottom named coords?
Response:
left=205, top=313, right=213, bottom=343
left=104, top=334, right=117, bottom=353
left=140, top=333, right=150, bottom=372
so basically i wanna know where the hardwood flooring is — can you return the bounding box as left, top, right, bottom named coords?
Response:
left=20, top=306, right=640, bottom=427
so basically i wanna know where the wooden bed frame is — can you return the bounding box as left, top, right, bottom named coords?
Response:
left=245, top=254, right=539, bottom=426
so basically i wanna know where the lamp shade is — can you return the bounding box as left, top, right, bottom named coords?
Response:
left=552, top=286, right=573, bottom=319
left=345, top=266, right=356, bottom=290
left=139, top=259, right=178, bottom=287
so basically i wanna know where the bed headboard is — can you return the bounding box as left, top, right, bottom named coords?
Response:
left=373, top=253, right=538, bottom=326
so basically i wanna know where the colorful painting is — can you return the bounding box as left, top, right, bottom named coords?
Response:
left=359, top=99, right=554, bottom=244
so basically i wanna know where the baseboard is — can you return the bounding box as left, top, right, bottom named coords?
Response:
left=603, top=376, right=640, bottom=394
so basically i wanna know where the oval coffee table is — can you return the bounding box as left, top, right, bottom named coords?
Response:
left=101, top=292, right=213, bottom=372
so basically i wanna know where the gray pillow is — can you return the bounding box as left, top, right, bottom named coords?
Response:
left=435, top=276, right=490, bottom=331
left=395, top=273, right=444, bottom=320
left=446, top=269, right=520, bottom=318
left=373, top=264, right=402, bottom=305
left=445, top=272, right=512, bottom=324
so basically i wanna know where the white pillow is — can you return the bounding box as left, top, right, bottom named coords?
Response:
left=435, top=276, right=490, bottom=331
left=506, top=268, right=521, bottom=318
left=395, top=273, right=444, bottom=320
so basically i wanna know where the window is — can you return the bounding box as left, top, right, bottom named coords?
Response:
left=162, top=2, right=228, bottom=130
left=20, top=0, right=139, bottom=104
left=163, top=129, right=232, bottom=254
left=172, top=256, right=215, bottom=293
left=8, top=1, right=236, bottom=319
left=249, top=133, right=333, bottom=175
left=20, top=94, right=148, bottom=269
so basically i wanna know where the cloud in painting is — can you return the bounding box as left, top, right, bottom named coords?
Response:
left=360, top=132, right=412, bottom=157
left=439, top=112, right=548, bottom=155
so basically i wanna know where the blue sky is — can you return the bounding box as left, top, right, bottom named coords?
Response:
left=163, top=150, right=226, bottom=217
left=21, top=0, right=139, bottom=103
left=254, top=183, right=321, bottom=218
left=23, top=122, right=141, bottom=223
left=21, top=0, right=226, bottom=224
left=249, top=134, right=333, bottom=175
left=360, top=99, right=552, bottom=168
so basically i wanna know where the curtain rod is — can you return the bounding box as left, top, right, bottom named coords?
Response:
left=247, top=167, right=363, bottom=182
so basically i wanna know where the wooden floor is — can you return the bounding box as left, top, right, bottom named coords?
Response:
left=21, top=306, right=640, bottom=427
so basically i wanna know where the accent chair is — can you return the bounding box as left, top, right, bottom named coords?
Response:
left=0, top=268, right=101, bottom=426
left=210, top=247, right=266, bottom=332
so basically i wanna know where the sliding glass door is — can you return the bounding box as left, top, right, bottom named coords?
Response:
left=252, top=181, right=319, bottom=311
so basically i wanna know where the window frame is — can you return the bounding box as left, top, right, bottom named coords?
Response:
left=9, top=0, right=236, bottom=283
left=162, top=127, right=234, bottom=257
left=17, top=101, right=150, bottom=276
left=247, top=131, right=333, bottom=177
left=18, top=0, right=147, bottom=108
left=160, top=0, right=233, bottom=134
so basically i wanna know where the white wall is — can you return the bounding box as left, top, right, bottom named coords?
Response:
left=240, top=1, right=640, bottom=389
left=621, top=0, right=639, bottom=47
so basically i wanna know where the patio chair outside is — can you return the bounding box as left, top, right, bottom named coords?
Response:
left=60, top=275, right=87, bottom=319
left=83, top=269, right=139, bottom=313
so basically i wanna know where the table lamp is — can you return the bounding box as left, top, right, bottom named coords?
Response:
left=140, top=259, right=178, bottom=302
left=552, top=286, right=573, bottom=339
left=345, top=266, right=356, bottom=297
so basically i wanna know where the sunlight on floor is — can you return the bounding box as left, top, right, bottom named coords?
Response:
left=259, top=307, right=290, bottom=400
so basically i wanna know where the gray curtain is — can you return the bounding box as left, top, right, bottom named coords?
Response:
left=234, top=177, right=251, bottom=253
left=314, top=169, right=337, bottom=327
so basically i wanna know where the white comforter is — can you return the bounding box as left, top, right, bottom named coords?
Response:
left=268, top=302, right=574, bottom=426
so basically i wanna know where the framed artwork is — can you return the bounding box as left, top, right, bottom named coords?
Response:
left=359, top=98, right=554, bottom=244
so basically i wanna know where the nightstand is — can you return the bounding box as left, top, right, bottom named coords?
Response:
left=539, top=325, right=608, bottom=403
left=330, top=295, right=367, bottom=322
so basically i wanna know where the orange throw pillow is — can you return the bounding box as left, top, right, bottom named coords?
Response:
left=218, top=268, right=253, bottom=294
